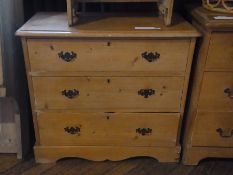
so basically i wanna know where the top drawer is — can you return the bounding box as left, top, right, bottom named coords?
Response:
left=27, top=39, right=190, bottom=73
left=206, top=32, right=233, bottom=70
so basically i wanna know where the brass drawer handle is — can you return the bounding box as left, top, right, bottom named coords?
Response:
left=62, top=89, right=79, bottom=99
left=58, top=51, right=77, bottom=62
left=138, top=89, right=155, bottom=98
left=64, top=126, right=80, bottom=135
left=141, top=51, right=160, bottom=62
left=216, top=128, right=233, bottom=138
left=224, top=88, right=233, bottom=99
left=136, top=128, right=152, bottom=136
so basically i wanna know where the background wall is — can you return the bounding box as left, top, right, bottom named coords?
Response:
left=0, top=0, right=33, bottom=159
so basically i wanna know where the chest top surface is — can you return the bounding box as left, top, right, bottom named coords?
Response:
left=16, top=12, right=200, bottom=38
left=190, top=6, right=233, bottom=31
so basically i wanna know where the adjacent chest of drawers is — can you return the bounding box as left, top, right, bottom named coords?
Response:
left=183, top=7, right=233, bottom=165
left=17, top=13, right=199, bottom=163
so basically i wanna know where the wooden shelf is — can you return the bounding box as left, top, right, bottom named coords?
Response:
left=66, top=0, right=174, bottom=26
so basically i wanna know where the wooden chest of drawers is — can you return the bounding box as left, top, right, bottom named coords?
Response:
left=183, top=7, right=233, bottom=165
left=17, top=13, right=199, bottom=163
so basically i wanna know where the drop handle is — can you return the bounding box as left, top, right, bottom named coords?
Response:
left=64, top=126, right=81, bottom=135
left=136, top=128, right=152, bottom=136
left=141, top=51, right=160, bottom=62
left=216, top=128, right=233, bottom=138
left=58, top=51, right=77, bottom=62
left=224, top=88, right=233, bottom=99
left=62, top=89, right=79, bottom=99
left=138, top=89, right=155, bottom=98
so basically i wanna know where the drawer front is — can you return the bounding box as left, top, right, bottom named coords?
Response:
left=32, top=76, right=184, bottom=112
left=192, top=112, right=233, bottom=147
left=206, top=32, right=233, bottom=70
left=199, top=72, right=233, bottom=112
left=37, top=112, right=180, bottom=147
left=27, top=39, right=190, bottom=72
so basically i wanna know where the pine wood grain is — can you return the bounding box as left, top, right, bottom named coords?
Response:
left=16, top=13, right=200, bottom=38
left=34, top=146, right=180, bottom=163
left=183, top=147, right=233, bottom=166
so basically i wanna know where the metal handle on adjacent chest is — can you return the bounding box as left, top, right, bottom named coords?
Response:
left=62, top=89, right=79, bottom=99
left=224, top=88, right=233, bottom=99
left=64, top=126, right=81, bottom=135
left=136, top=128, right=152, bottom=136
left=138, top=89, right=155, bottom=98
left=58, top=51, right=77, bottom=62
left=216, top=128, right=233, bottom=138
left=141, top=52, right=160, bottom=62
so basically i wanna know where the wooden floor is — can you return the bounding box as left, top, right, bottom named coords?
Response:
left=0, top=154, right=233, bottom=175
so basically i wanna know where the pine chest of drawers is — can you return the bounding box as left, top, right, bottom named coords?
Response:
left=183, top=6, right=233, bottom=165
left=17, top=13, right=199, bottom=163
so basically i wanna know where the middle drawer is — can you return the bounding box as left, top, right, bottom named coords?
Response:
left=198, top=72, right=233, bottom=112
left=27, top=39, right=190, bottom=72
left=32, top=76, right=184, bottom=112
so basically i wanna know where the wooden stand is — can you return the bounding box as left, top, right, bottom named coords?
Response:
left=66, top=0, right=174, bottom=26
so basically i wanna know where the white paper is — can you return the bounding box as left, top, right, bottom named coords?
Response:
left=214, top=16, right=233, bottom=20
left=134, top=26, right=161, bottom=30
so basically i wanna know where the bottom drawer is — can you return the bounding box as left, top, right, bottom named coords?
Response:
left=37, top=112, right=180, bottom=147
left=192, top=112, right=233, bottom=147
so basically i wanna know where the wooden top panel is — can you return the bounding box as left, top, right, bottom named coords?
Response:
left=16, top=13, right=200, bottom=38
left=190, top=6, right=233, bottom=31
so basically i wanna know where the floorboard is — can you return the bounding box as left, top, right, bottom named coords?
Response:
left=0, top=154, right=20, bottom=173
left=0, top=154, right=232, bottom=175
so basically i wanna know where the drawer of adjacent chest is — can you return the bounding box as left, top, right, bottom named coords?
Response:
left=32, top=76, right=184, bottom=112
left=27, top=39, right=190, bottom=72
left=192, top=112, right=233, bottom=147
left=37, top=112, right=180, bottom=147
left=198, top=72, right=233, bottom=112
left=206, top=32, right=233, bottom=70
